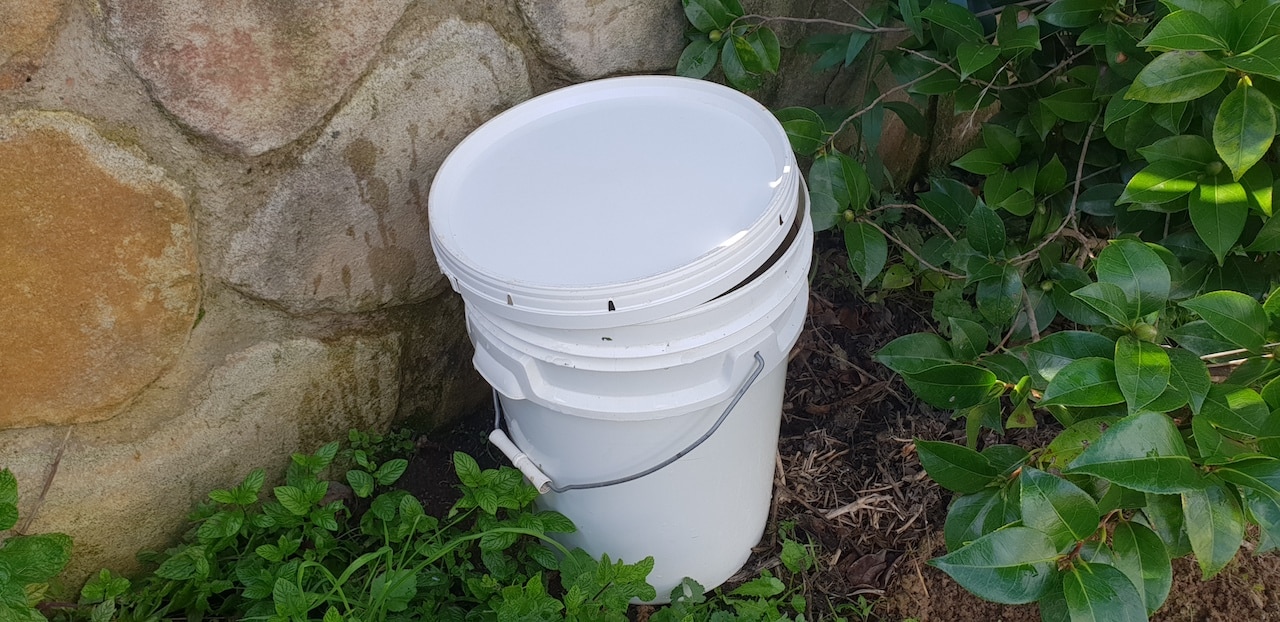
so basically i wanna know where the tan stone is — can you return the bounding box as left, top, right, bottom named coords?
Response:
left=103, top=0, right=412, bottom=155
left=0, top=112, right=199, bottom=429
left=516, top=0, right=685, bottom=79
left=0, top=0, right=68, bottom=89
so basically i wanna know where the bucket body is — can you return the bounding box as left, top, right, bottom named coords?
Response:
left=428, top=75, right=812, bottom=601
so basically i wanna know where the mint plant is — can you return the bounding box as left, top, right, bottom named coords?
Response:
left=0, top=469, right=72, bottom=622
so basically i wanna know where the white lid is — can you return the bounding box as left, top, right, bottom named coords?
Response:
left=429, top=76, right=798, bottom=328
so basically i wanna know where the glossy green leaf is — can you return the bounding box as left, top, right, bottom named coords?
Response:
left=809, top=153, right=854, bottom=231
left=1118, top=160, right=1200, bottom=204
left=1046, top=417, right=1121, bottom=469
left=945, top=487, right=1021, bottom=551
left=1182, top=477, right=1245, bottom=579
left=681, top=0, right=740, bottom=32
left=1041, top=357, right=1125, bottom=407
left=1127, top=51, right=1229, bottom=103
left=1062, top=562, right=1148, bottom=622
left=774, top=107, right=825, bottom=156
left=1167, top=347, right=1212, bottom=413
left=1245, top=489, right=1280, bottom=553
left=1168, top=320, right=1237, bottom=356
left=916, top=440, right=998, bottom=493
left=1181, top=290, right=1268, bottom=352
left=1043, top=88, right=1099, bottom=123
left=1067, top=411, right=1203, bottom=493
left=1138, top=10, right=1230, bottom=51
left=977, top=265, right=1023, bottom=325
left=876, top=333, right=954, bottom=374
left=1049, top=264, right=1110, bottom=325
left=1041, top=0, right=1107, bottom=28
left=1097, top=239, right=1172, bottom=315
left=922, top=2, right=985, bottom=41
left=1025, top=331, right=1117, bottom=384
left=1137, top=134, right=1217, bottom=168
left=899, top=0, right=923, bottom=40
left=1037, top=155, right=1069, bottom=195
left=1242, top=164, right=1273, bottom=215
left=919, top=177, right=977, bottom=230
left=884, top=101, right=929, bottom=136
left=1020, top=468, right=1100, bottom=549
left=676, top=36, right=720, bottom=79
left=956, top=42, right=999, bottom=80
left=1201, top=384, right=1273, bottom=436
left=1111, top=522, right=1173, bottom=614
left=997, top=5, right=1041, bottom=52
left=903, top=364, right=1000, bottom=409
left=721, top=35, right=763, bottom=91
left=929, top=526, right=1059, bottom=604
left=983, top=124, right=1021, bottom=164
left=1115, top=337, right=1171, bottom=412
left=1105, top=86, right=1147, bottom=130
left=1231, top=0, right=1280, bottom=52
left=747, top=27, right=781, bottom=74
left=953, top=148, right=1006, bottom=175
left=1144, top=492, right=1194, bottom=556
left=1222, top=36, right=1280, bottom=80
left=949, top=317, right=989, bottom=362
left=845, top=222, right=888, bottom=285
left=1190, top=174, right=1250, bottom=264
left=967, top=206, right=1007, bottom=255
left=1214, top=83, right=1276, bottom=180
left=1072, top=282, right=1138, bottom=327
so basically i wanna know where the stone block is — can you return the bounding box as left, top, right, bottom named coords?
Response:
left=0, top=111, right=199, bottom=429
left=220, top=18, right=531, bottom=313
left=517, top=0, right=685, bottom=79
left=102, top=0, right=412, bottom=155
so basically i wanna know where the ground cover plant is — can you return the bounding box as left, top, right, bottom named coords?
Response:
left=676, top=0, right=1280, bottom=619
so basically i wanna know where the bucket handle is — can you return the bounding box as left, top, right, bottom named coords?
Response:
left=488, top=351, right=767, bottom=494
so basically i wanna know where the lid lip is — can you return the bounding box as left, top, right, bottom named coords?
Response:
left=429, top=75, right=797, bottom=327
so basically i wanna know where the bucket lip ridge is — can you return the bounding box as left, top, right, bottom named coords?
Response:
left=428, top=75, right=799, bottom=329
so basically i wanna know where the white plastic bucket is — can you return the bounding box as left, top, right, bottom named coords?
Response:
left=428, top=76, right=811, bottom=601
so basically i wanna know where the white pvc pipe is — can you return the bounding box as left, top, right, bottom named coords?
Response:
left=487, top=429, right=552, bottom=494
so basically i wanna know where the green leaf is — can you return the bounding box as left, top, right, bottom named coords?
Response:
left=949, top=317, right=989, bottom=362
left=1138, top=10, right=1230, bottom=51
left=1166, top=347, right=1212, bottom=414
left=1097, top=239, right=1172, bottom=316
left=274, top=486, right=312, bottom=516
left=922, top=2, right=985, bottom=41
left=1067, top=411, right=1204, bottom=493
left=845, top=222, right=888, bottom=285
left=997, top=189, right=1036, bottom=216
left=1127, top=51, right=1229, bottom=103
left=1115, top=336, right=1171, bottom=412
left=1046, top=417, right=1121, bottom=470
left=876, top=333, right=954, bottom=374
left=1242, top=163, right=1273, bottom=215
left=0, top=533, right=72, bottom=583
left=681, top=0, right=739, bottom=32
left=1036, top=155, right=1068, bottom=195
left=721, top=35, right=763, bottom=91
left=982, top=124, right=1021, bottom=164
left=1025, top=331, right=1117, bottom=384
left=1042, top=88, right=1099, bottom=123
left=884, top=101, right=929, bottom=136
left=1041, top=357, right=1125, bottom=407
left=1105, top=86, right=1147, bottom=130
left=916, top=440, right=999, bottom=493
left=900, top=0, right=924, bottom=40
left=453, top=451, right=482, bottom=487
left=0, top=470, right=15, bottom=507
left=945, top=487, right=1020, bottom=550
left=1020, top=468, right=1100, bottom=550
left=273, top=577, right=311, bottom=619
left=1213, top=83, right=1276, bottom=180
left=774, top=107, right=825, bottom=156
left=1050, top=264, right=1110, bottom=325
left=919, top=177, right=977, bottom=230
left=1182, top=477, right=1245, bottom=579
left=1200, top=384, right=1273, bottom=436
left=1244, top=489, right=1280, bottom=553
left=1165, top=0, right=1234, bottom=23
left=977, top=265, right=1023, bottom=325
left=967, top=205, right=1007, bottom=255
left=929, top=526, right=1059, bottom=604
left=1072, top=282, right=1138, bottom=327
left=1136, top=134, right=1217, bottom=168
left=902, top=364, right=1000, bottom=410
left=1041, top=0, right=1107, bottom=28
left=1222, top=36, right=1280, bottom=80
left=1249, top=215, right=1280, bottom=251
left=197, top=509, right=244, bottom=541
left=997, top=5, right=1041, bottom=52
left=746, top=27, right=781, bottom=74
left=1117, top=160, right=1200, bottom=204
left=1111, top=522, right=1173, bottom=614
left=809, top=152, right=869, bottom=231
left=1169, top=319, right=1237, bottom=356
left=1231, top=0, right=1280, bottom=52
left=1061, top=562, right=1148, bottom=622
left=347, top=469, right=374, bottom=498
left=958, top=42, right=1000, bottom=79
left=676, top=36, right=720, bottom=79
left=953, top=148, right=1006, bottom=175
left=1190, top=174, right=1250, bottom=264
left=374, top=458, right=408, bottom=486
left=1181, top=290, right=1269, bottom=352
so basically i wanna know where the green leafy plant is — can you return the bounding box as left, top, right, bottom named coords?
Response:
left=678, top=0, right=1280, bottom=618
left=0, top=469, right=73, bottom=622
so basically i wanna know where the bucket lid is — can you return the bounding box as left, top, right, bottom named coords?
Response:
left=429, top=76, right=798, bottom=329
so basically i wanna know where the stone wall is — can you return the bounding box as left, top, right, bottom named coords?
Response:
left=0, top=0, right=698, bottom=582
left=1, top=0, right=939, bottom=584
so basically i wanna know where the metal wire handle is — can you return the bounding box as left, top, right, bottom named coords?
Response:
left=491, top=351, right=767, bottom=493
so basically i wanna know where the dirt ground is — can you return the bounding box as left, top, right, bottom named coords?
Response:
left=402, top=236, right=1280, bottom=622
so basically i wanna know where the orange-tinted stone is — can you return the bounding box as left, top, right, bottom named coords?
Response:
left=0, top=113, right=199, bottom=429
left=0, top=0, right=69, bottom=89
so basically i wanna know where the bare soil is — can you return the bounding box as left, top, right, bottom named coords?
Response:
left=402, top=235, right=1280, bottom=621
